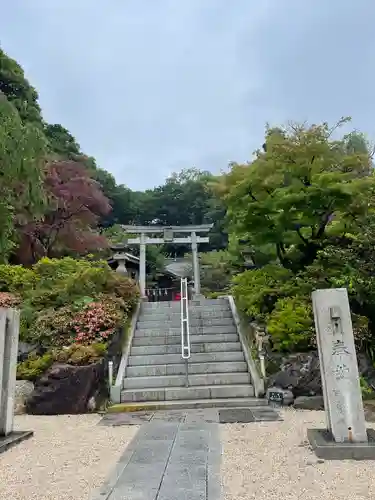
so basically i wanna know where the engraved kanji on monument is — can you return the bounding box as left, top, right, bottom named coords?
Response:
left=312, top=288, right=367, bottom=443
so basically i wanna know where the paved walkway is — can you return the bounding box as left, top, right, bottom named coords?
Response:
left=93, top=417, right=221, bottom=500
left=92, top=407, right=280, bottom=499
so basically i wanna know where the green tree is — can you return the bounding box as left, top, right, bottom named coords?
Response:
left=44, top=124, right=81, bottom=158
left=0, top=96, right=46, bottom=260
left=0, top=48, right=43, bottom=125
left=220, top=119, right=374, bottom=273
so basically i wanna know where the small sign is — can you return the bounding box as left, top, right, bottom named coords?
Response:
left=268, top=391, right=284, bottom=406
left=163, top=229, right=174, bottom=242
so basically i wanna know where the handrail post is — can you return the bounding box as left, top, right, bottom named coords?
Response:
left=180, top=278, right=191, bottom=387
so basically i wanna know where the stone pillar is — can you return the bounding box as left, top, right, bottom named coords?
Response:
left=191, top=231, right=201, bottom=295
left=312, top=288, right=367, bottom=443
left=0, top=308, right=20, bottom=436
left=139, top=233, right=146, bottom=297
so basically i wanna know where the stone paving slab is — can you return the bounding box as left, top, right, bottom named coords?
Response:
left=98, top=406, right=281, bottom=427
left=93, top=407, right=280, bottom=499
left=93, top=420, right=221, bottom=500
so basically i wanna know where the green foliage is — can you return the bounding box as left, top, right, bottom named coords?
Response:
left=221, top=119, right=374, bottom=274
left=0, top=264, right=37, bottom=292
left=17, top=353, right=54, bottom=381
left=223, top=120, right=375, bottom=353
left=0, top=257, right=139, bottom=346
left=267, top=297, right=313, bottom=351
left=360, top=376, right=375, bottom=400
left=44, top=124, right=81, bottom=158
left=0, top=97, right=46, bottom=260
left=17, top=343, right=108, bottom=381
left=0, top=48, right=43, bottom=124
left=200, top=250, right=238, bottom=293
left=232, top=264, right=293, bottom=322
left=53, top=342, right=107, bottom=365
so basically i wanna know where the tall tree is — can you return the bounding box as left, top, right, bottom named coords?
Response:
left=0, top=47, right=43, bottom=125
left=14, top=160, right=111, bottom=264
left=0, top=96, right=46, bottom=260
left=220, top=119, right=375, bottom=273
left=44, top=124, right=81, bottom=158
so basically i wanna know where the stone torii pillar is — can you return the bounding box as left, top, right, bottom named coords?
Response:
left=139, top=233, right=146, bottom=298
left=191, top=231, right=201, bottom=295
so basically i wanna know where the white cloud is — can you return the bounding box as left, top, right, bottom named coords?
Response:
left=1, top=0, right=374, bottom=189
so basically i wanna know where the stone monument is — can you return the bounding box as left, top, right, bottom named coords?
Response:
left=308, top=288, right=375, bottom=459
left=0, top=308, right=33, bottom=453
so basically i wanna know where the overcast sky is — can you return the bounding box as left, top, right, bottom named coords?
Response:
left=1, top=0, right=374, bottom=190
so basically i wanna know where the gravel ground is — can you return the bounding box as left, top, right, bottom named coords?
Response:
left=221, top=408, right=375, bottom=500
left=0, top=414, right=138, bottom=500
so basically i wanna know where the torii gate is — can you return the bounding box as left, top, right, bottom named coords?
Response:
left=121, top=224, right=213, bottom=298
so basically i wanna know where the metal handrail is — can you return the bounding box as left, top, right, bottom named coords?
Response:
left=180, top=277, right=191, bottom=387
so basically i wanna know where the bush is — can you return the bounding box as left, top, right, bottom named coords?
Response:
left=232, top=264, right=293, bottom=321
left=266, top=296, right=313, bottom=351
left=0, top=291, right=21, bottom=308
left=0, top=264, right=36, bottom=293
left=200, top=250, right=237, bottom=293
left=73, top=297, right=124, bottom=344
left=53, top=343, right=107, bottom=365
left=25, top=295, right=125, bottom=347
left=25, top=305, right=76, bottom=347
left=17, top=353, right=54, bottom=381
left=360, top=376, right=375, bottom=400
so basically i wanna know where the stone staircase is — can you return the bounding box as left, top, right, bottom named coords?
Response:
left=120, top=297, right=266, bottom=409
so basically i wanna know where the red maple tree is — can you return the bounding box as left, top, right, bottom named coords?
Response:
left=14, top=161, right=111, bottom=264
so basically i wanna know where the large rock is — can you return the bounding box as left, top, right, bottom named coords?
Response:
left=268, top=351, right=321, bottom=397
left=269, top=350, right=375, bottom=398
left=14, top=380, right=34, bottom=415
left=26, top=361, right=105, bottom=415
left=17, top=342, right=38, bottom=362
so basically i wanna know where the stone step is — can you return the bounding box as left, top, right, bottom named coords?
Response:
left=135, top=325, right=237, bottom=337
left=126, top=361, right=248, bottom=377
left=121, top=384, right=254, bottom=402
left=138, top=310, right=233, bottom=323
left=132, top=333, right=239, bottom=347
left=137, top=317, right=234, bottom=329
left=140, top=305, right=230, bottom=316
left=127, top=351, right=245, bottom=366
left=109, top=398, right=268, bottom=412
left=141, top=298, right=229, bottom=310
left=131, top=340, right=242, bottom=354
left=123, top=372, right=251, bottom=389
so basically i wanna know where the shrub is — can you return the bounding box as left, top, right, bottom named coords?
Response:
left=266, top=296, right=313, bottom=352
left=25, top=257, right=139, bottom=310
left=0, top=265, right=37, bottom=293
left=26, top=305, right=76, bottom=347
left=103, top=273, right=139, bottom=310
left=53, top=343, right=107, bottom=365
left=17, top=352, right=54, bottom=381
left=232, top=264, right=293, bottom=321
left=73, top=298, right=124, bottom=344
left=0, top=291, right=21, bottom=308
left=360, top=376, right=375, bottom=400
